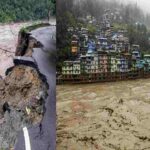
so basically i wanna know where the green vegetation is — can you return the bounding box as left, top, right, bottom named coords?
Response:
left=113, top=23, right=128, bottom=31
left=57, top=11, right=77, bottom=71
left=0, top=0, right=56, bottom=23
left=87, top=24, right=96, bottom=35
left=21, top=22, right=50, bottom=32
left=127, top=23, right=150, bottom=51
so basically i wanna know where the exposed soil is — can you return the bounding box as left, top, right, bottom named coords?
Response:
left=0, top=65, right=48, bottom=149
left=57, top=79, right=150, bottom=150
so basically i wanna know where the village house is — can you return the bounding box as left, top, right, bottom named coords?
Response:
left=110, top=55, right=117, bottom=72
left=67, top=27, right=74, bottom=32
left=98, top=52, right=108, bottom=73
left=116, top=57, right=121, bottom=72
left=115, top=56, right=128, bottom=72
left=144, top=54, right=150, bottom=64
left=132, top=50, right=141, bottom=60
left=90, top=53, right=99, bottom=73
left=84, top=51, right=95, bottom=74
left=72, top=61, right=81, bottom=74
left=62, top=61, right=81, bottom=75
left=62, top=61, right=73, bottom=75
left=71, top=35, right=79, bottom=54
left=143, top=54, right=150, bottom=71
left=120, top=57, right=128, bottom=72
left=99, top=37, right=108, bottom=51
left=135, top=60, right=146, bottom=70
left=81, top=27, right=88, bottom=34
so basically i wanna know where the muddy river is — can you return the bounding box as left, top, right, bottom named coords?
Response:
left=0, top=22, right=33, bottom=77
left=0, top=20, right=55, bottom=77
left=57, top=79, right=150, bottom=150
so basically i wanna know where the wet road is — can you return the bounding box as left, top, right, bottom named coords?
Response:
left=15, top=26, right=56, bottom=150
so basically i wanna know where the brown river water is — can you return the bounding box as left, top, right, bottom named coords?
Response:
left=0, top=22, right=33, bottom=77
left=57, top=79, right=150, bottom=150
left=0, top=20, right=56, bottom=77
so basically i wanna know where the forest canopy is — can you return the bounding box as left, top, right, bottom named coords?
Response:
left=0, top=0, right=56, bottom=23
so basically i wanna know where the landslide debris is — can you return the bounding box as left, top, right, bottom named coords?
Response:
left=0, top=24, right=48, bottom=150
left=0, top=65, right=48, bottom=149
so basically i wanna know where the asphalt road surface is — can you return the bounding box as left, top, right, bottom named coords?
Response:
left=15, top=26, right=56, bottom=150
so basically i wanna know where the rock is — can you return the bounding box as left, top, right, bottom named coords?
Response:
left=25, top=36, right=43, bottom=56
left=0, top=118, right=4, bottom=124
left=16, top=33, right=43, bottom=57
left=3, top=102, right=10, bottom=113
left=0, top=79, right=5, bottom=90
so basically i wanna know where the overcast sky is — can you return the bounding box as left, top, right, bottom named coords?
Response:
left=118, top=0, right=150, bottom=14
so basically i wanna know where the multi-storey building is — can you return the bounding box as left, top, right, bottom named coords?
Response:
left=71, top=35, right=79, bottom=54
left=110, top=55, right=117, bottom=72
left=62, top=61, right=73, bottom=75
left=143, top=54, right=150, bottom=71
left=131, top=45, right=141, bottom=60
left=90, top=53, right=99, bottom=73
left=116, top=57, right=128, bottom=72
left=98, top=52, right=108, bottom=73
left=62, top=61, right=81, bottom=75
left=120, top=57, right=128, bottom=72
left=73, top=61, right=81, bottom=74
left=132, top=51, right=141, bottom=60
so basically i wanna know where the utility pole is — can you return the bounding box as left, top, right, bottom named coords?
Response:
left=47, top=0, right=52, bottom=23
left=48, top=10, right=51, bottom=23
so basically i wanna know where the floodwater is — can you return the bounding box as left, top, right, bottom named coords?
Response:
left=0, top=20, right=55, bottom=77
left=57, top=79, right=150, bottom=150
left=0, top=22, right=33, bottom=77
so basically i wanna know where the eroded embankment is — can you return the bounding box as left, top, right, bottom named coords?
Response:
left=0, top=24, right=49, bottom=150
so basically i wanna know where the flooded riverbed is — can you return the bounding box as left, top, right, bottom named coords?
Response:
left=57, top=79, right=150, bottom=150
left=0, top=22, right=33, bottom=77
left=0, top=20, right=55, bottom=77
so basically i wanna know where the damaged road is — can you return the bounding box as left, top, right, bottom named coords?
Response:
left=15, top=26, right=56, bottom=150
left=0, top=25, right=56, bottom=150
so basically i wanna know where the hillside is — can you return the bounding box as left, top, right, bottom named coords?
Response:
left=0, top=0, right=55, bottom=23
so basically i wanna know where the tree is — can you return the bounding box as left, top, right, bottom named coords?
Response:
left=0, top=0, right=56, bottom=23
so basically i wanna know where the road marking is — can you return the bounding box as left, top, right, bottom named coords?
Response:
left=23, top=127, right=31, bottom=150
